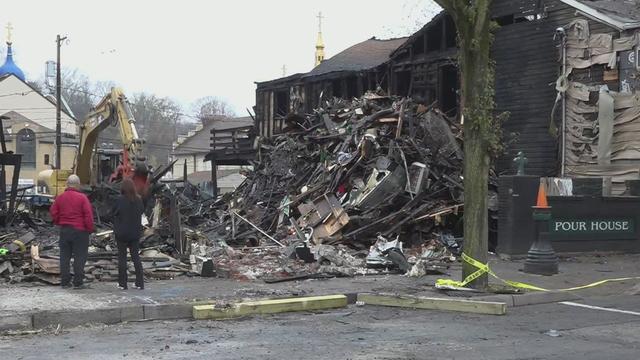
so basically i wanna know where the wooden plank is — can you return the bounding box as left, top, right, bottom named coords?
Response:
left=193, top=295, right=348, bottom=320
left=357, top=293, right=507, bottom=315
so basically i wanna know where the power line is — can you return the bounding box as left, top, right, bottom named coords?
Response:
left=53, top=85, right=202, bottom=120
left=3, top=88, right=204, bottom=121
left=0, top=107, right=57, bottom=111
left=95, top=136, right=211, bottom=152
left=0, top=90, right=35, bottom=98
left=7, top=130, right=209, bottom=152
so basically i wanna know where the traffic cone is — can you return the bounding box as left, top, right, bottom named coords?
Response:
left=524, top=180, right=558, bottom=275
left=534, top=182, right=549, bottom=209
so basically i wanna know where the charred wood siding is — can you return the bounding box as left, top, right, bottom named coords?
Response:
left=256, top=69, right=387, bottom=138
left=388, top=14, right=459, bottom=116
left=493, top=0, right=619, bottom=176
left=493, top=0, right=544, bottom=18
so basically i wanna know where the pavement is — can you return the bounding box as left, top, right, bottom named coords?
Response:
left=1, top=252, right=639, bottom=331
left=3, top=294, right=640, bottom=359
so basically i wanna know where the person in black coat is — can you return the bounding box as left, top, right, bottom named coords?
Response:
left=112, top=178, right=145, bottom=290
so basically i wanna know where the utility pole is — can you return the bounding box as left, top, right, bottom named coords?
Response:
left=55, top=34, right=67, bottom=169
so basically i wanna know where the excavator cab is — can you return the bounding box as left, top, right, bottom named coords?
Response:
left=95, top=148, right=120, bottom=185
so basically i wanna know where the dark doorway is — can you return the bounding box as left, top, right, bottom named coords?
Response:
left=275, top=90, right=290, bottom=134
left=439, top=64, right=459, bottom=117
left=275, top=90, right=289, bottom=117
left=16, top=128, right=36, bottom=168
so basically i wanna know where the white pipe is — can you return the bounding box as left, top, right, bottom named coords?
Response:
left=560, top=29, right=567, bottom=177
left=232, top=211, right=285, bottom=247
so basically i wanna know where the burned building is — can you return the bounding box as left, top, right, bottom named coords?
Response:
left=389, top=0, right=640, bottom=177
left=548, top=0, right=640, bottom=193
left=492, top=0, right=639, bottom=179
left=387, top=12, right=459, bottom=117
left=254, top=37, right=407, bottom=138
left=254, top=0, right=640, bottom=180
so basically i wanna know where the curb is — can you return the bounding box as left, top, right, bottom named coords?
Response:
left=0, top=290, right=582, bottom=332
left=0, top=302, right=204, bottom=332
left=193, top=295, right=348, bottom=320
left=357, top=293, right=507, bottom=315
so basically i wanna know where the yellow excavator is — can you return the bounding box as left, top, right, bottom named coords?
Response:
left=38, top=88, right=148, bottom=196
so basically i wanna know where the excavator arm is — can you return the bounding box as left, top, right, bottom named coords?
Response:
left=76, top=87, right=146, bottom=185
left=38, top=88, right=149, bottom=196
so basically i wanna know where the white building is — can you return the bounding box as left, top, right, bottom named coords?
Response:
left=171, top=116, right=253, bottom=189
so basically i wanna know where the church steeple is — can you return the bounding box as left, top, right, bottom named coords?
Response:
left=0, top=23, right=26, bottom=81
left=314, top=12, right=325, bottom=67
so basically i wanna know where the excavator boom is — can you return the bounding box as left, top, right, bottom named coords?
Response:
left=77, top=88, right=145, bottom=184
left=38, top=88, right=148, bottom=195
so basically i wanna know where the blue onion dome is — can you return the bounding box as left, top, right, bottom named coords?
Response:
left=0, top=42, right=26, bottom=81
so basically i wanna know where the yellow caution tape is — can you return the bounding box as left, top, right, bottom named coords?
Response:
left=436, top=252, right=640, bottom=292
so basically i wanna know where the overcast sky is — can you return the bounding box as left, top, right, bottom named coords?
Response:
left=1, top=0, right=440, bottom=115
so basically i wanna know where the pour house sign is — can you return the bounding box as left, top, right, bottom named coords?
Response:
left=551, top=218, right=635, bottom=240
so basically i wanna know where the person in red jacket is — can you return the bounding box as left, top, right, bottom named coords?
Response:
left=50, top=174, right=94, bottom=289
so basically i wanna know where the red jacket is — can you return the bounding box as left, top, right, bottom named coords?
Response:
left=50, top=188, right=95, bottom=233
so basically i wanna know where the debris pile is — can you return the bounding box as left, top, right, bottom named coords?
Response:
left=197, top=93, right=496, bottom=279
left=0, top=226, right=192, bottom=285
left=1, top=94, right=497, bottom=285
left=218, top=95, right=472, bottom=244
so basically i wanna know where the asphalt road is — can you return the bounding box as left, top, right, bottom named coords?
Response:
left=2, top=295, right=639, bottom=360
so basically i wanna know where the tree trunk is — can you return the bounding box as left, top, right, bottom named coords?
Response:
left=459, top=21, right=493, bottom=290
left=435, top=0, right=495, bottom=289
left=462, top=119, right=490, bottom=289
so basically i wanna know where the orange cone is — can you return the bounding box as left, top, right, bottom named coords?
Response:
left=534, top=182, right=550, bottom=209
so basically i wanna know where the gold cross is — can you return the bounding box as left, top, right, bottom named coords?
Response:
left=317, top=12, right=324, bottom=33
left=5, top=22, right=13, bottom=43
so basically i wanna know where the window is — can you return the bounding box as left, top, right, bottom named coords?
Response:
left=444, top=16, right=456, bottom=48
left=439, top=64, right=459, bottom=117
left=44, top=154, right=50, bottom=165
left=346, top=76, right=358, bottom=98
left=493, top=0, right=547, bottom=27
left=16, top=128, right=36, bottom=168
left=427, top=19, right=443, bottom=52
left=396, top=71, right=412, bottom=96
left=494, top=13, right=546, bottom=26
left=332, top=79, right=343, bottom=98
left=275, top=90, right=290, bottom=117
left=413, top=34, right=425, bottom=55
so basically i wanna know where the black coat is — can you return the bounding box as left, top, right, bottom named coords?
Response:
left=112, top=195, right=145, bottom=242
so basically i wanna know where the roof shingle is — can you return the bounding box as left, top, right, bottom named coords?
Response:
left=303, top=37, right=407, bottom=78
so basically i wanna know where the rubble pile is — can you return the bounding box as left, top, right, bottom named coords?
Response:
left=198, top=93, right=496, bottom=278
left=0, top=225, right=191, bottom=284
left=220, top=95, right=469, bottom=247
left=1, top=93, right=497, bottom=285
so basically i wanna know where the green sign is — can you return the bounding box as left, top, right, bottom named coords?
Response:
left=550, top=218, right=635, bottom=240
